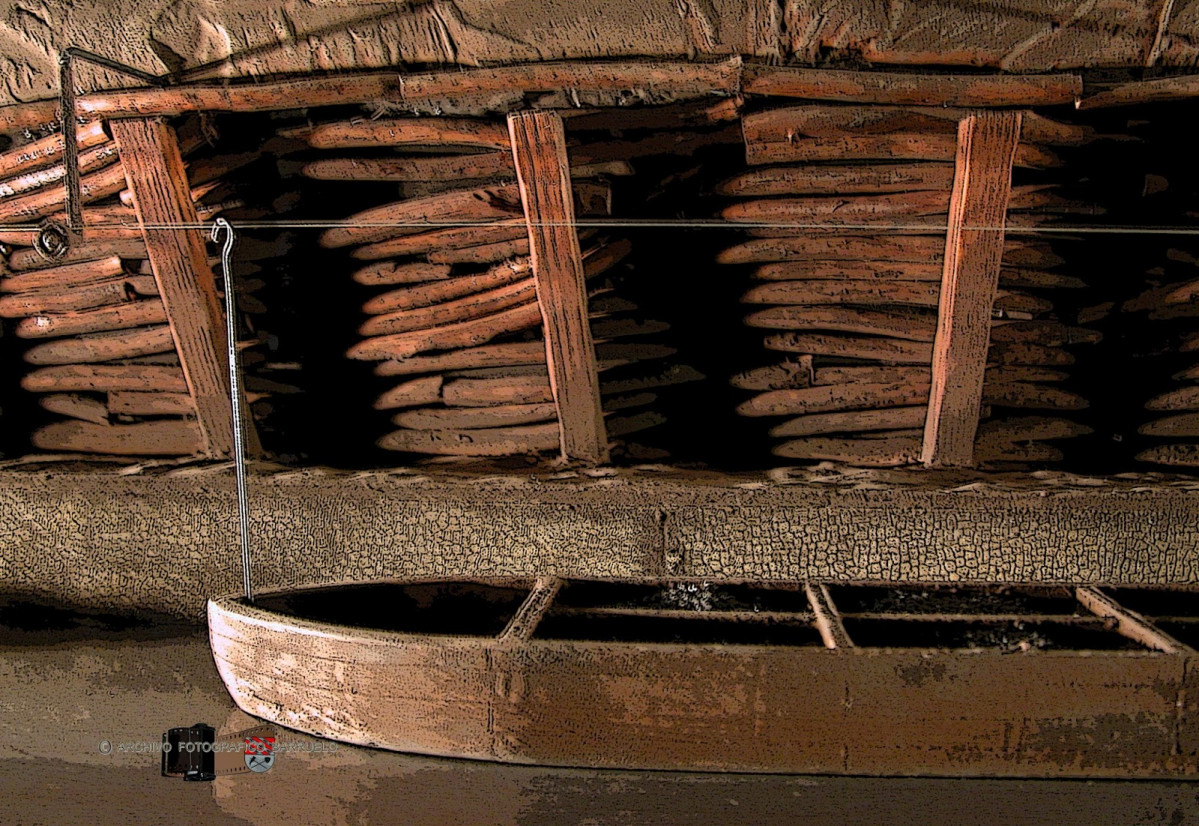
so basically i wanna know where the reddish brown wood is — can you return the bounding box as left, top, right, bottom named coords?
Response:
left=377, top=422, right=561, bottom=455
left=320, top=185, right=523, bottom=249
left=771, top=406, right=929, bottom=438
left=0, top=121, right=109, bottom=179
left=717, top=163, right=955, bottom=197
left=0, top=277, right=138, bottom=317
left=773, top=432, right=923, bottom=465
left=107, top=390, right=196, bottom=416
left=764, top=333, right=934, bottom=364
left=374, top=342, right=547, bottom=377
left=31, top=419, right=202, bottom=456
left=0, top=160, right=128, bottom=222
left=352, top=262, right=452, bottom=287
left=110, top=118, right=250, bottom=458
left=14, top=299, right=167, bottom=339
left=922, top=111, right=1022, bottom=467
left=741, top=66, right=1081, bottom=107
left=743, top=280, right=942, bottom=308
left=361, top=279, right=537, bottom=338
left=23, top=325, right=175, bottom=365
left=0, top=256, right=125, bottom=293
left=38, top=393, right=110, bottom=425
left=718, top=235, right=945, bottom=265
left=374, top=376, right=444, bottom=411
left=394, top=403, right=558, bottom=431
left=21, top=364, right=188, bottom=394
left=754, top=261, right=944, bottom=282
left=509, top=110, right=608, bottom=464
left=443, top=375, right=554, bottom=407
left=6, top=240, right=147, bottom=272
left=308, top=118, right=510, bottom=150
left=362, top=259, right=531, bottom=315
left=737, top=381, right=932, bottom=417
left=745, top=306, right=938, bottom=341
left=346, top=303, right=544, bottom=361
left=353, top=223, right=528, bottom=262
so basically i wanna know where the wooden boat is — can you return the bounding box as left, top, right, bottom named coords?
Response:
left=208, top=577, right=1198, bottom=777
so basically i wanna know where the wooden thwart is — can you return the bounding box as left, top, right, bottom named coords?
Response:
left=509, top=110, right=608, bottom=464
left=921, top=111, right=1022, bottom=467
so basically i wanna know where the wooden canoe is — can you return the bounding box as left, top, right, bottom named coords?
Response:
left=209, top=577, right=1196, bottom=777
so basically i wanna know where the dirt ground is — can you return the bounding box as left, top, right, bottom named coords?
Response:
left=1, top=597, right=1196, bottom=826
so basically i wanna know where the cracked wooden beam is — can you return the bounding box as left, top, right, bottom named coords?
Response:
left=921, top=111, right=1021, bottom=467
left=109, top=117, right=258, bottom=458
left=508, top=110, right=608, bottom=465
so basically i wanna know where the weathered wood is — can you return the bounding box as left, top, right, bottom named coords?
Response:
left=303, top=152, right=514, bottom=184
left=922, top=111, right=1021, bottom=468
left=14, top=299, right=167, bottom=339
left=718, top=235, right=945, bottom=265
left=722, top=191, right=951, bottom=224
left=21, top=364, right=188, bottom=394
left=354, top=223, right=528, bottom=262
left=985, top=366, right=1069, bottom=384
left=500, top=578, right=564, bottom=642
left=308, top=118, right=510, bottom=150
left=69, top=59, right=741, bottom=120
left=374, top=376, right=444, bottom=411
left=394, top=403, right=559, bottom=431
left=1078, top=75, right=1199, bottom=109
left=510, top=110, right=608, bottom=465
left=31, top=420, right=201, bottom=456
left=346, top=303, right=544, bottom=361
left=0, top=141, right=119, bottom=200
left=7, top=239, right=147, bottom=272
left=320, top=184, right=523, bottom=249
left=805, top=583, right=853, bottom=649
left=111, top=117, right=245, bottom=458
left=1135, top=444, right=1199, bottom=467
left=974, top=440, right=1064, bottom=463
left=0, top=121, right=108, bottom=180
left=741, top=66, right=1081, bottom=107
left=1076, top=587, right=1189, bottom=654
left=0, top=160, right=128, bottom=222
left=975, top=416, right=1092, bottom=444
left=745, top=306, right=938, bottom=342
left=1146, top=386, right=1199, bottom=412
left=374, top=342, right=547, bottom=377
left=729, top=358, right=814, bottom=391
left=742, top=280, right=941, bottom=308
left=362, top=259, right=531, bottom=315
left=443, top=375, right=554, bottom=407
left=981, top=382, right=1088, bottom=410
left=737, top=381, right=932, bottom=417
left=352, top=261, right=452, bottom=287
left=773, top=432, right=923, bottom=465
left=744, top=134, right=1058, bottom=167
left=23, top=324, right=175, bottom=365
left=771, top=406, right=929, bottom=438
left=38, top=393, right=109, bottom=425
left=754, top=261, right=944, bottom=282
left=990, top=321, right=1101, bottom=346
left=0, top=255, right=124, bottom=293
left=988, top=343, right=1075, bottom=367
left=107, top=391, right=196, bottom=417
left=360, top=279, right=537, bottom=338
left=717, top=163, right=955, bottom=197
left=377, top=422, right=561, bottom=455
left=566, top=98, right=742, bottom=132
left=0, top=277, right=137, bottom=317
left=428, top=237, right=532, bottom=266
left=764, top=333, right=933, bottom=364
left=741, top=105, right=1092, bottom=145
left=813, top=365, right=931, bottom=386
left=1139, top=413, right=1199, bottom=437
left=998, top=269, right=1087, bottom=290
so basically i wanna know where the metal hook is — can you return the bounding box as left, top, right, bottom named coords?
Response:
left=211, top=218, right=254, bottom=603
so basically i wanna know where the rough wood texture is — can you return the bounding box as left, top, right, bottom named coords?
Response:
left=31, top=420, right=201, bottom=456
left=741, top=66, right=1081, bottom=106
left=922, top=111, right=1021, bottom=468
left=110, top=118, right=251, bottom=459
left=509, top=111, right=608, bottom=464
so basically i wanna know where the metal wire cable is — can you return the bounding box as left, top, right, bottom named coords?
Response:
left=211, top=218, right=254, bottom=604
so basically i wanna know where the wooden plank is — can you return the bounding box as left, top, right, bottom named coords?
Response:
left=499, top=578, right=563, bottom=642
left=1075, top=587, right=1193, bottom=654
left=508, top=110, right=608, bottom=465
left=110, top=118, right=255, bottom=458
left=805, top=582, right=853, bottom=649
left=1078, top=74, right=1199, bottom=109
left=921, top=111, right=1021, bottom=467
left=742, top=66, right=1081, bottom=107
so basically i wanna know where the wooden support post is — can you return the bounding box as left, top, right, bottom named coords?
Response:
left=508, top=110, right=608, bottom=464
left=110, top=118, right=258, bottom=458
left=499, top=577, right=562, bottom=642
left=921, top=111, right=1021, bottom=467
left=804, top=582, right=853, bottom=649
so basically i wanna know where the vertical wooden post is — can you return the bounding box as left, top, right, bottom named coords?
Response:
left=921, top=111, right=1021, bottom=467
left=110, top=118, right=258, bottom=458
left=508, top=110, right=608, bottom=464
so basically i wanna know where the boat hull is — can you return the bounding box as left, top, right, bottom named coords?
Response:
left=208, top=590, right=1196, bottom=777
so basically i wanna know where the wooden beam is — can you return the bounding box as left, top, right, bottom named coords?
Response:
left=508, top=110, right=608, bottom=465
left=110, top=118, right=256, bottom=458
left=921, top=111, right=1021, bottom=467
left=1075, top=587, right=1193, bottom=654
left=1077, top=74, right=1199, bottom=109
left=742, top=65, right=1081, bottom=107
left=804, top=583, right=853, bottom=649
left=499, top=577, right=562, bottom=642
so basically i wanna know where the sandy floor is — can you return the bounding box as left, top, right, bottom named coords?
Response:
left=1, top=596, right=1196, bottom=826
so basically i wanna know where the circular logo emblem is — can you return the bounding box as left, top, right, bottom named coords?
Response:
left=244, top=736, right=275, bottom=773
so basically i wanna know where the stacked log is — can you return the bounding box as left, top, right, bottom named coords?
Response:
left=0, top=118, right=263, bottom=456
left=1127, top=255, right=1199, bottom=468
left=720, top=105, right=1099, bottom=467
left=304, top=110, right=722, bottom=458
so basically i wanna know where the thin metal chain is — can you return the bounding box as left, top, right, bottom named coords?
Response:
left=211, top=218, right=253, bottom=603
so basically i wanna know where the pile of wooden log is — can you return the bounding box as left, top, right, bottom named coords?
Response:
left=304, top=110, right=718, bottom=458
left=720, top=104, right=1099, bottom=467
left=1126, top=253, right=1199, bottom=468
left=0, top=117, right=270, bottom=456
